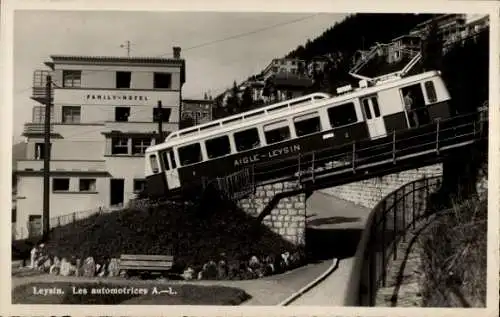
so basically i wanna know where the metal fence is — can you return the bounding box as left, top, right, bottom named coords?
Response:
left=354, top=176, right=442, bottom=306
left=12, top=204, right=124, bottom=240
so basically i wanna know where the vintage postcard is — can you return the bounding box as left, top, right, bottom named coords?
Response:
left=1, top=0, right=499, bottom=316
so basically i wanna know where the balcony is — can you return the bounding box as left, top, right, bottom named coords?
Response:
left=16, top=160, right=107, bottom=173
left=32, top=70, right=54, bottom=104
left=22, top=123, right=55, bottom=136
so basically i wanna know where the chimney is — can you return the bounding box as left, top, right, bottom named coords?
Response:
left=173, top=46, right=181, bottom=59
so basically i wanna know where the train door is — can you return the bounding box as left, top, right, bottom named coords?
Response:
left=361, top=95, right=387, bottom=139
left=400, top=84, right=430, bottom=127
left=160, top=149, right=181, bottom=189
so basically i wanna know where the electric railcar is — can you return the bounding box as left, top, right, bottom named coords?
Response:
left=144, top=70, right=452, bottom=199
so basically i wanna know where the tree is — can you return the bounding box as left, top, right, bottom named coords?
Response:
left=226, top=81, right=240, bottom=114
left=241, top=86, right=253, bottom=112
left=421, top=22, right=443, bottom=71
left=262, top=77, right=277, bottom=102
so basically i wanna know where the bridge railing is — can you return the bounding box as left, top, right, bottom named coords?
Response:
left=208, top=110, right=484, bottom=201
left=250, top=109, right=486, bottom=188
left=345, top=175, right=442, bottom=306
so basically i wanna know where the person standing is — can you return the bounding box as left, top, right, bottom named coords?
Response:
left=30, top=245, right=38, bottom=269
left=404, top=91, right=419, bottom=127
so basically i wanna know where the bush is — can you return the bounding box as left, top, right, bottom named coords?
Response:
left=419, top=197, right=487, bottom=307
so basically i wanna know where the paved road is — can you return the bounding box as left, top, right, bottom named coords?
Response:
left=12, top=259, right=332, bottom=306
left=289, top=190, right=371, bottom=305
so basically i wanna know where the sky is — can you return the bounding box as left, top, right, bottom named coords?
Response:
left=12, top=10, right=347, bottom=142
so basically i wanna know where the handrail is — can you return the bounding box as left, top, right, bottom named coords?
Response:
left=344, top=176, right=442, bottom=306
left=245, top=110, right=483, bottom=181
left=215, top=109, right=483, bottom=201
left=165, top=92, right=331, bottom=141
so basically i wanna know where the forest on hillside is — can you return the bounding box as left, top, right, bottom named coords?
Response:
left=285, top=13, right=437, bottom=60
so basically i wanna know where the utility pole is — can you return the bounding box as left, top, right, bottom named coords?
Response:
left=120, top=40, right=131, bottom=57
left=42, top=75, right=52, bottom=241
left=157, top=100, right=163, bottom=143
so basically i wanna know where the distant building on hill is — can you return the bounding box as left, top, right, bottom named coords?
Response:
left=181, top=98, right=214, bottom=126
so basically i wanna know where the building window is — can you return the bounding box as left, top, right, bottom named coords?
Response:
left=132, top=137, right=151, bottom=155
left=153, top=108, right=172, bottom=122
left=12, top=207, right=16, bottom=223
left=62, top=106, right=81, bottom=124
left=62, top=70, right=81, bottom=88
left=116, top=71, right=131, bottom=89
left=154, top=72, right=172, bottom=89
left=327, top=102, right=358, bottom=128
left=234, top=128, right=260, bottom=152
left=178, top=143, right=202, bottom=166
left=34, top=143, right=51, bottom=160
left=205, top=135, right=231, bottom=159
left=294, top=113, right=322, bottom=137
left=264, top=120, right=291, bottom=145
left=79, top=178, right=96, bottom=192
left=111, top=137, right=129, bottom=155
left=115, top=107, right=130, bottom=122
left=32, top=105, right=54, bottom=123
left=133, top=179, right=146, bottom=193
left=53, top=178, right=70, bottom=191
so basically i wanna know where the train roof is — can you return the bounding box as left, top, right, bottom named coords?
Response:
left=146, top=70, right=442, bottom=153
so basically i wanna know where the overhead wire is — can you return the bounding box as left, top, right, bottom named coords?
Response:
left=14, top=13, right=322, bottom=96
left=19, top=14, right=324, bottom=141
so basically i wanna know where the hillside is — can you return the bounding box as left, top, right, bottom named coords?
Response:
left=285, top=13, right=436, bottom=60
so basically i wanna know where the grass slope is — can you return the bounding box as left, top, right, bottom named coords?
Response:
left=41, top=194, right=298, bottom=271
left=419, top=197, right=487, bottom=307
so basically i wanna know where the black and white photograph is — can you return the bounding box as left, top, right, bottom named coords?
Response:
left=1, top=0, right=498, bottom=316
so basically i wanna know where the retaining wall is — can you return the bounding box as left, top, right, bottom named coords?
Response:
left=238, top=181, right=306, bottom=246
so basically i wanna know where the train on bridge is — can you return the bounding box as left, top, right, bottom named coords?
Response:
left=144, top=70, right=453, bottom=199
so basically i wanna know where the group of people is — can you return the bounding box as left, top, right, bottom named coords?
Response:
left=25, top=245, right=305, bottom=281
left=29, top=243, right=48, bottom=270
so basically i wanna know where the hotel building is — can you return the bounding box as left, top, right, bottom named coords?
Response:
left=13, top=47, right=185, bottom=239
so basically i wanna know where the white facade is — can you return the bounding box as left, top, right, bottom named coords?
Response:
left=14, top=52, right=185, bottom=239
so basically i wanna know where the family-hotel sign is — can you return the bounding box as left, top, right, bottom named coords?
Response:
left=85, top=94, right=150, bottom=101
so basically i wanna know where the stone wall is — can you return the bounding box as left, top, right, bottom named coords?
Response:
left=237, top=181, right=306, bottom=246
left=320, top=164, right=444, bottom=209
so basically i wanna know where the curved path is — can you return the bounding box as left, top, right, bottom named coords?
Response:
left=287, top=190, right=371, bottom=305
left=12, top=257, right=332, bottom=306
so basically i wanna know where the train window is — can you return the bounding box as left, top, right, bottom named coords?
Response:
left=234, top=128, right=260, bottom=152
left=372, top=97, right=381, bottom=117
left=160, top=151, right=170, bottom=171
left=362, top=99, right=372, bottom=120
left=149, top=154, right=159, bottom=173
left=327, top=102, right=357, bottom=128
left=205, top=135, right=231, bottom=159
left=178, top=143, right=203, bottom=166
left=169, top=151, right=177, bottom=169
left=424, top=81, right=437, bottom=103
left=264, top=120, right=291, bottom=145
left=293, top=113, right=321, bottom=137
